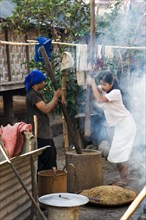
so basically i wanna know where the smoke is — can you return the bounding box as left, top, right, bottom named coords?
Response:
left=129, top=73, right=146, bottom=185
left=87, top=1, right=146, bottom=185
left=97, top=1, right=145, bottom=46
left=75, top=2, right=146, bottom=183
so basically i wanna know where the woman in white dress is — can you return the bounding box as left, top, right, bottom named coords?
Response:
left=87, top=70, right=136, bottom=187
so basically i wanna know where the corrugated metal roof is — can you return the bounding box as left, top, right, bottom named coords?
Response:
left=0, top=148, right=47, bottom=220
left=0, top=0, right=16, bottom=19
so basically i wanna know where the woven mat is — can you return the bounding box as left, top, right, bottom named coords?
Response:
left=80, top=185, right=137, bottom=206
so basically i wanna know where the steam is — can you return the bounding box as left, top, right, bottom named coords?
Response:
left=95, top=2, right=146, bottom=187
left=97, top=1, right=145, bottom=46
left=129, top=73, right=146, bottom=185
left=76, top=1, right=146, bottom=187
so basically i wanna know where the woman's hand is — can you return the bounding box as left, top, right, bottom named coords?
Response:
left=86, top=75, right=95, bottom=86
left=52, top=89, right=61, bottom=104
left=54, top=89, right=61, bottom=98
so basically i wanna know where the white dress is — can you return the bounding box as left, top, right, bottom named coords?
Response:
left=102, top=89, right=136, bottom=163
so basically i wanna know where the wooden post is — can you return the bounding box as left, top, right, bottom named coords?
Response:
left=2, top=94, right=16, bottom=125
left=33, top=115, right=38, bottom=138
left=40, top=46, right=82, bottom=154
left=84, top=0, right=96, bottom=137
left=25, top=34, right=30, bottom=73
left=4, top=29, right=11, bottom=81
left=61, top=70, right=69, bottom=151
left=3, top=94, right=14, bottom=118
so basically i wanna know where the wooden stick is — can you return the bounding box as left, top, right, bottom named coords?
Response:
left=39, top=46, right=82, bottom=154
left=52, top=41, right=77, bottom=46
left=33, top=115, right=38, bottom=138
left=84, top=0, right=96, bottom=137
left=120, top=186, right=146, bottom=220
left=0, top=142, right=47, bottom=220
left=0, top=40, right=37, bottom=46
left=27, top=39, right=77, bottom=46
left=0, top=40, right=76, bottom=47
left=33, top=115, right=38, bottom=152
left=61, top=70, right=69, bottom=151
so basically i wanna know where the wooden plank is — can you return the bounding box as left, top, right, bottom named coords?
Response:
left=0, top=146, right=49, bottom=165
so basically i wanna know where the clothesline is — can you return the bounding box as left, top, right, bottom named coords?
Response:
left=0, top=40, right=76, bottom=46
left=27, top=39, right=77, bottom=46
left=0, top=40, right=146, bottom=50
left=0, top=40, right=36, bottom=46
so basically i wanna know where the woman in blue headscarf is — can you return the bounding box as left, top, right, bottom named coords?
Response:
left=24, top=69, right=61, bottom=172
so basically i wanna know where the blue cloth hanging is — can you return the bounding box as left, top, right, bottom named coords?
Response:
left=34, top=36, right=52, bottom=62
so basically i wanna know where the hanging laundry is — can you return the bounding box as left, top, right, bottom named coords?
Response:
left=120, top=0, right=131, bottom=13
left=76, top=44, right=88, bottom=71
left=77, top=71, right=86, bottom=86
left=105, top=46, right=114, bottom=59
left=0, top=122, right=32, bottom=158
left=96, top=45, right=103, bottom=59
left=34, top=36, right=52, bottom=62
left=76, top=44, right=88, bottom=86
left=61, top=52, right=74, bottom=71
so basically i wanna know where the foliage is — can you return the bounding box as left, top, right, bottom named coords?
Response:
left=94, top=0, right=146, bottom=111
left=2, top=0, right=90, bottom=117
left=2, top=0, right=145, bottom=116
left=95, top=0, right=145, bottom=73
left=26, top=52, right=83, bottom=119
left=97, top=0, right=145, bottom=45
left=5, top=0, right=90, bottom=41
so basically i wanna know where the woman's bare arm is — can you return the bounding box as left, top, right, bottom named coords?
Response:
left=87, top=77, right=108, bottom=103
left=35, top=89, right=61, bottom=113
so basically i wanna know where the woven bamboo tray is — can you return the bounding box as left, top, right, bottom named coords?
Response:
left=80, top=185, right=137, bottom=206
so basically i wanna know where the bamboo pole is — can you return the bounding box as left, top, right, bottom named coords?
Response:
left=0, top=40, right=146, bottom=49
left=0, top=40, right=37, bottom=45
left=40, top=46, right=82, bottom=154
left=25, top=34, right=30, bottom=73
left=0, top=40, right=76, bottom=46
left=61, top=70, right=69, bottom=151
left=84, top=0, right=96, bottom=137
left=33, top=115, right=38, bottom=138
left=4, top=30, right=11, bottom=81
left=120, top=186, right=146, bottom=220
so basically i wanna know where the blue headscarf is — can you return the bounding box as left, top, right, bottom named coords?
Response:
left=24, top=69, right=47, bottom=92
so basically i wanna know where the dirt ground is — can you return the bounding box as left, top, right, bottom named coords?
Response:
left=54, top=136, right=146, bottom=220
left=0, top=97, right=146, bottom=220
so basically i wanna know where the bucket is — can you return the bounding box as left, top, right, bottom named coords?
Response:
left=65, top=149, right=103, bottom=193
left=48, top=206, right=79, bottom=220
left=38, top=169, right=67, bottom=196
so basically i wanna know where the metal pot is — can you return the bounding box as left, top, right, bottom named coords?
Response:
left=39, top=193, right=89, bottom=220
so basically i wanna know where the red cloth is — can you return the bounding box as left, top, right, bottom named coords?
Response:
left=0, top=122, right=32, bottom=158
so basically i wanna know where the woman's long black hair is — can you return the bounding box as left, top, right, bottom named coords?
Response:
left=98, top=70, right=120, bottom=93
left=97, top=70, right=129, bottom=109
